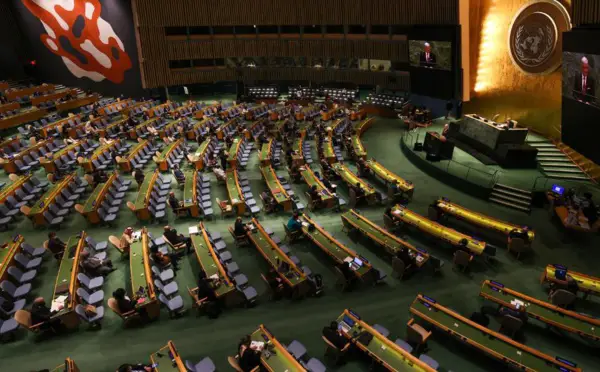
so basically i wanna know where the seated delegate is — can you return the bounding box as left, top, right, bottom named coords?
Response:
left=287, top=213, right=303, bottom=232
left=322, top=321, right=350, bottom=350
left=163, top=225, right=192, bottom=254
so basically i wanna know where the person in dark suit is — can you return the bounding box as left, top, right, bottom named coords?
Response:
left=419, top=42, right=437, bottom=68
left=163, top=225, right=192, bottom=254
left=573, top=56, right=596, bottom=104
left=322, top=321, right=349, bottom=349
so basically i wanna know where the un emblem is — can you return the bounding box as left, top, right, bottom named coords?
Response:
left=508, top=0, right=571, bottom=75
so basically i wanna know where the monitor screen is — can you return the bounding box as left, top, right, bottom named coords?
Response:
left=551, top=184, right=565, bottom=195
left=353, top=257, right=363, bottom=267
left=409, top=40, right=452, bottom=71
left=342, top=315, right=355, bottom=327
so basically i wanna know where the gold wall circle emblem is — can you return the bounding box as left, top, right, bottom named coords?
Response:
left=508, top=0, right=571, bottom=75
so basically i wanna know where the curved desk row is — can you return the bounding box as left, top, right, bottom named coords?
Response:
left=79, top=140, right=120, bottom=173
left=1, top=138, right=53, bottom=174
left=247, top=218, right=310, bottom=297
left=391, top=205, right=488, bottom=256
left=4, top=84, right=54, bottom=100
left=51, top=357, right=80, bottom=372
left=541, top=264, right=600, bottom=298
left=132, top=170, right=160, bottom=220
left=295, top=106, right=319, bottom=121
left=251, top=324, right=306, bottom=372
left=128, top=117, right=167, bottom=140
left=27, top=174, right=77, bottom=227
left=150, top=341, right=187, bottom=372
left=216, top=117, right=241, bottom=140
left=410, top=294, right=581, bottom=372
left=299, top=165, right=336, bottom=209
left=219, top=103, right=246, bottom=121
left=0, top=174, right=31, bottom=206
left=160, top=117, right=190, bottom=139
left=245, top=104, right=274, bottom=121
left=193, top=103, right=220, bottom=119
left=118, top=140, right=152, bottom=173
left=480, top=280, right=600, bottom=341
left=98, top=98, right=133, bottom=115
left=269, top=105, right=291, bottom=121
left=0, top=235, right=25, bottom=283
left=341, top=209, right=429, bottom=268
left=155, top=139, right=184, bottom=172
left=51, top=232, right=87, bottom=330
left=55, top=94, right=99, bottom=113
left=365, top=159, right=414, bottom=198
left=226, top=169, right=246, bottom=216
left=97, top=117, right=128, bottom=138
left=227, top=137, right=245, bottom=168
left=129, top=228, right=160, bottom=320
left=432, top=198, right=535, bottom=247
left=148, top=101, right=176, bottom=118
left=335, top=309, right=436, bottom=372
left=186, top=117, right=217, bottom=140
left=121, top=100, right=157, bottom=117
left=40, top=113, right=85, bottom=138
left=77, top=172, right=118, bottom=224
left=259, top=138, right=274, bottom=166
left=41, top=140, right=86, bottom=174
left=331, top=163, right=377, bottom=205
left=260, top=165, right=292, bottom=211
left=0, top=107, right=48, bottom=130
left=301, top=214, right=377, bottom=283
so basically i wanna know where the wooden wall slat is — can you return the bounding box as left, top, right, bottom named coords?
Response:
left=572, top=0, right=600, bottom=26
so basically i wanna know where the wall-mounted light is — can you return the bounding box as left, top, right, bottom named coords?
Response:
left=475, top=0, right=500, bottom=93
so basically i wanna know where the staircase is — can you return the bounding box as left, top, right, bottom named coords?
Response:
left=527, top=140, right=589, bottom=181
left=489, top=183, right=532, bottom=213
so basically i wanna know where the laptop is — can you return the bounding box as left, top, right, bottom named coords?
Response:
left=338, top=315, right=355, bottom=334
left=551, top=184, right=565, bottom=196
left=349, top=257, right=363, bottom=271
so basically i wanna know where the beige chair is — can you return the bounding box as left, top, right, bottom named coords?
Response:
left=188, top=287, right=208, bottom=316
left=14, top=310, right=45, bottom=333
left=126, top=201, right=136, bottom=213
left=8, top=173, right=19, bottom=182
left=227, top=356, right=244, bottom=372
left=107, top=298, right=140, bottom=327
left=406, top=318, right=431, bottom=353
left=383, top=214, right=398, bottom=231
left=109, top=235, right=128, bottom=256
left=20, top=205, right=31, bottom=217
left=283, top=222, right=302, bottom=242
left=84, top=174, right=95, bottom=187
left=42, top=240, right=63, bottom=261
left=348, top=188, right=358, bottom=208
left=550, top=289, right=576, bottom=308
left=453, top=250, right=473, bottom=272
left=228, top=226, right=248, bottom=247
left=74, top=204, right=85, bottom=215
left=216, top=198, right=234, bottom=218
left=163, top=234, right=186, bottom=252
left=47, top=173, right=56, bottom=183
left=77, top=156, right=85, bottom=165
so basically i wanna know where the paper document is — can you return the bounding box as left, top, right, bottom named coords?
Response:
left=343, top=256, right=353, bottom=263
left=188, top=226, right=199, bottom=235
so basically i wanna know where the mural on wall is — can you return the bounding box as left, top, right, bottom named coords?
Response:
left=21, top=0, right=132, bottom=83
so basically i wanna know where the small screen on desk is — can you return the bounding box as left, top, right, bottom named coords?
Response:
left=551, top=184, right=565, bottom=195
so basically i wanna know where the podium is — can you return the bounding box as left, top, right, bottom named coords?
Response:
left=424, top=131, right=454, bottom=159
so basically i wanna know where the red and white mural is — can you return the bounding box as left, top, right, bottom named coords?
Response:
left=21, top=0, right=132, bottom=83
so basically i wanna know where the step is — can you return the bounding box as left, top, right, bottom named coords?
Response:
left=544, top=172, right=590, bottom=181
left=489, top=197, right=531, bottom=213
left=539, top=162, right=580, bottom=168
left=490, top=188, right=532, bottom=203
left=537, top=156, right=572, bottom=163
left=490, top=190, right=531, bottom=206
left=536, top=148, right=563, bottom=154
left=542, top=167, right=585, bottom=174
left=493, top=183, right=532, bottom=196
left=528, top=142, right=556, bottom=148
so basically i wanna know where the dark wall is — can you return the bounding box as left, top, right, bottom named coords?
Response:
left=0, top=2, right=28, bottom=80
left=9, top=0, right=143, bottom=97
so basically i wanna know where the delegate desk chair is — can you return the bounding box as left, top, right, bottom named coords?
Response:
left=107, top=298, right=140, bottom=327
left=499, top=314, right=523, bottom=339
left=453, top=250, right=473, bottom=272
left=383, top=213, right=398, bottom=232
left=283, top=222, right=303, bottom=242
left=322, top=336, right=350, bottom=365
left=228, top=226, right=249, bottom=247
left=391, top=257, right=406, bottom=279
left=406, top=318, right=431, bottom=353
left=163, top=234, right=186, bottom=253
left=108, top=236, right=129, bottom=257
left=14, top=309, right=48, bottom=335
left=550, top=289, right=576, bottom=308
left=216, top=197, right=234, bottom=218
left=507, top=237, right=529, bottom=260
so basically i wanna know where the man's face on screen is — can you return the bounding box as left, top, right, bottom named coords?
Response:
left=582, top=61, right=589, bottom=76
left=424, top=44, right=431, bottom=53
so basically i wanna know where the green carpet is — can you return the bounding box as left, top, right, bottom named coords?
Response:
left=1, top=114, right=599, bottom=372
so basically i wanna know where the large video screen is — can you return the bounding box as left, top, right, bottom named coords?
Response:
left=562, top=52, right=599, bottom=107
left=562, top=30, right=600, bottom=164
left=408, top=40, right=452, bottom=71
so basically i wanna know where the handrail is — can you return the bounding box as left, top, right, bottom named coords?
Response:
left=401, top=129, right=499, bottom=189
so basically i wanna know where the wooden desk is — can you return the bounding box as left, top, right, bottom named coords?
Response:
left=269, top=106, right=291, bottom=121
left=56, top=94, right=99, bottom=112
left=541, top=264, right=600, bottom=298
left=98, top=98, right=133, bottom=115
left=341, top=209, right=429, bottom=268
left=301, top=214, right=376, bottom=283
left=51, top=357, right=80, bottom=372
left=97, top=117, right=127, bottom=138
left=227, top=137, right=243, bottom=168
left=182, top=171, right=199, bottom=217
left=133, top=170, right=159, bottom=221
left=219, top=103, right=246, bottom=120
left=118, top=140, right=149, bottom=172
left=0, top=107, right=48, bottom=130
left=190, top=223, right=239, bottom=307
left=128, top=117, right=161, bottom=140
left=410, top=294, right=581, bottom=372
left=299, top=166, right=335, bottom=208
left=260, top=165, right=292, bottom=211
left=435, top=198, right=534, bottom=246
left=365, top=159, right=414, bottom=198
left=193, top=103, right=221, bottom=120
left=150, top=341, right=186, bottom=372
left=159, top=118, right=184, bottom=139
left=186, top=117, right=217, bottom=140
left=336, top=309, right=435, bottom=372
left=480, top=280, right=600, bottom=341
left=331, top=163, right=377, bottom=204
left=155, top=139, right=183, bottom=171
left=291, top=130, right=306, bottom=167
left=391, top=205, right=488, bottom=256
left=248, top=219, right=310, bottom=297
left=79, top=172, right=117, bottom=223
left=216, top=117, right=240, bottom=140
left=51, top=233, right=85, bottom=330
left=250, top=325, right=306, bottom=372
left=546, top=193, right=598, bottom=233
left=0, top=101, right=20, bottom=114
left=129, top=228, right=160, bottom=320
left=80, top=140, right=120, bottom=172
left=350, top=109, right=366, bottom=121
left=226, top=170, right=246, bottom=215
left=5, top=84, right=54, bottom=100
left=148, top=102, right=174, bottom=118
left=29, top=174, right=75, bottom=227
left=41, top=115, right=85, bottom=138
left=188, top=138, right=212, bottom=171
left=0, top=235, right=24, bottom=283
left=258, top=139, right=273, bottom=166
left=0, top=175, right=31, bottom=205
left=321, top=133, right=336, bottom=164
left=40, top=140, right=81, bottom=173
left=350, top=135, right=367, bottom=160
left=121, top=100, right=156, bottom=116
left=355, top=117, right=375, bottom=135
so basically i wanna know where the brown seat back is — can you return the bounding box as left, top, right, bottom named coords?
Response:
left=14, top=309, right=32, bottom=328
